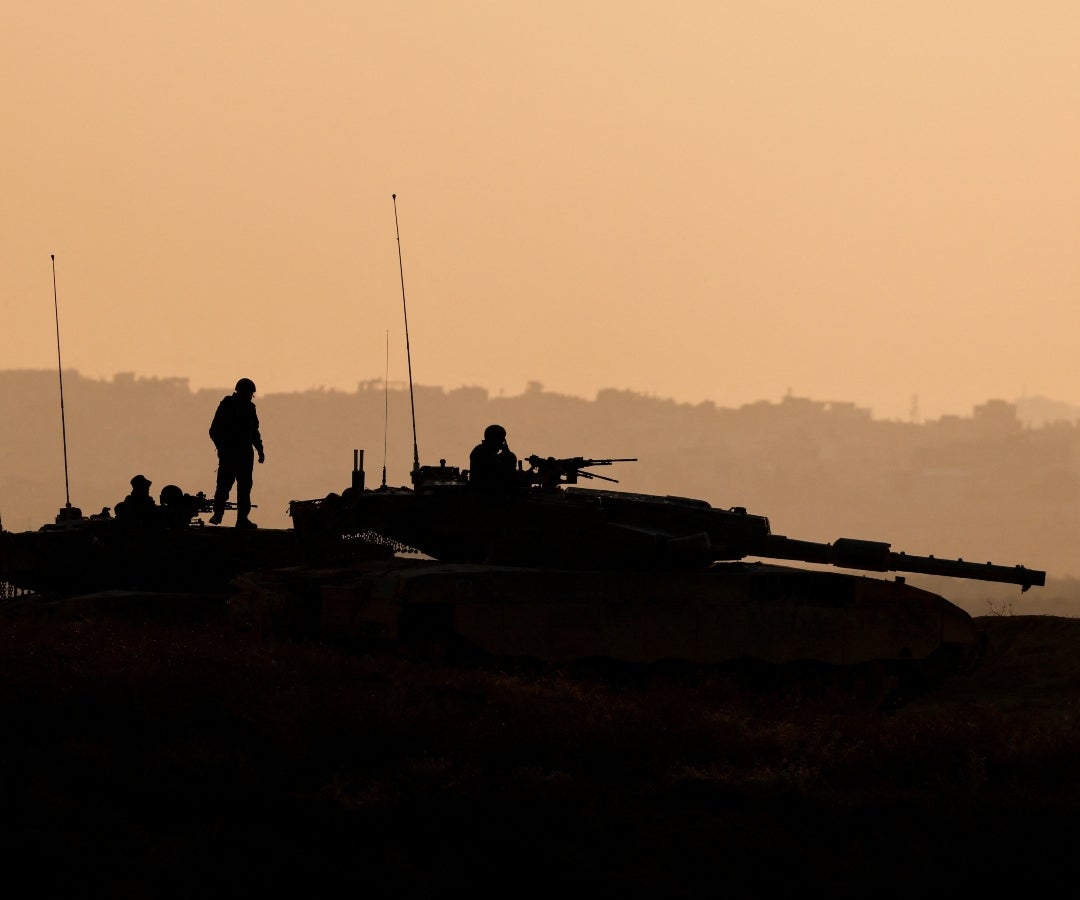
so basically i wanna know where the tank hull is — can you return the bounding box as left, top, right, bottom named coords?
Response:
left=0, top=521, right=313, bottom=595
left=233, top=558, right=982, bottom=672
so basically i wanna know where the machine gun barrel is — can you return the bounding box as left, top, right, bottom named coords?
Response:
left=191, top=491, right=256, bottom=513
left=755, top=535, right=1045, bottom=591
left=524, top=455, right=638, bottom=488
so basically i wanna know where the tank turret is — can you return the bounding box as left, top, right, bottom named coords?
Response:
left=290, top=452, right=1045, bottom=589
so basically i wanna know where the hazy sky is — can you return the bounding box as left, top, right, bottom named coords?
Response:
left=4, top=1, right=1079, bottom=421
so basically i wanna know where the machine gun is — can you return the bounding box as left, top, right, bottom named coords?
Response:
left=189, top=491, right=256, bottom=518
left=524, top=455, right=637, bottom=489
left=191, top=491, right=250, bottom=513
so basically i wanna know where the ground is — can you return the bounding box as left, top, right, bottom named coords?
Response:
left=0, top=600, right=1077, bottom=897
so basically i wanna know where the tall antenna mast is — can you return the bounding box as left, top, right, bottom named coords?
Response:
left=392, top=193, right=420, bottom=475
left=381, top=329, right=389, bottom=488
left=51, top=254, right=72, bottom=511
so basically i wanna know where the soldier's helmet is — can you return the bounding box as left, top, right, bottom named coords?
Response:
left=484, top=424, right=507, bottom=442
left=235, top=378, right=256, bottom=395
left=159, top=484, right=184, bottom=506
left=130, top=474, right=152, bottom=490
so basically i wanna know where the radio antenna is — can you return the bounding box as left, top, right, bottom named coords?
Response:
left=381, top=329, right=389, bottom=488
left=392, top=193, right=420, bottom=476
left=51, top=254, right=72, bottom=512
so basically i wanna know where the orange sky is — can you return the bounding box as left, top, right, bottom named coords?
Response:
left=3, top=1, right=1079, bottom=421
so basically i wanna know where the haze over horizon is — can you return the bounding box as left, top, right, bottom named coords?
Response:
left=5, top=2, right=1078, bottom=423
left=2, top=365, right=1068, bottom=430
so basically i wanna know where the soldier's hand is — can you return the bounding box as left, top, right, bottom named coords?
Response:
left=258, top=451, right=266, bottom=464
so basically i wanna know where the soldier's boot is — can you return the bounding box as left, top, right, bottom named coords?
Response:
left=235, top=502, right=256, bottom=529
left=209, top=493, right=227, bottom=526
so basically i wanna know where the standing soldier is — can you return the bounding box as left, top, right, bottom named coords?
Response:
left=209, top=377, right=265, bottom=528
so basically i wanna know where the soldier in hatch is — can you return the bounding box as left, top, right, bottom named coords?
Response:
left=158, top=484, right=201, bottom=530
left=115, top=474, right=158, bottom=527
left=208, top=377, right=265, bottom=528
left=468, top=424, right=519, bottom=491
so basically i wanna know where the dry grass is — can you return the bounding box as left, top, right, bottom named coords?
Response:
left=1, top=610, right=1077, bottom=896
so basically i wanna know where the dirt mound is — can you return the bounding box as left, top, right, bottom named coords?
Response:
left=913, top=614, right=1080, bottom=716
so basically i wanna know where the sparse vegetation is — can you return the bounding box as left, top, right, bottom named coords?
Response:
left=1, top=607, right=1078, bottom=894
left=985, top=596, right=1016, bottom=617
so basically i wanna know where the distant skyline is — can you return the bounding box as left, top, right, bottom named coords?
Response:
left=4, top=2, right=1079, bottom=422
left=8, top=366, right=1078, bottom=432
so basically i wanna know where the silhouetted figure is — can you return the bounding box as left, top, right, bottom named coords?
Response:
left=209, top=378, right=265, bottom=528
left=469, top=424, right=518, bottom=490
left=159, top=484, right=200, bottom=529
left=115, top=474, right=157, bottom=528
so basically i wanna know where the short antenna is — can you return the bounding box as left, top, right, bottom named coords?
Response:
left=51, top=254, right=72, bottom=510
left=392, top=193, right=420, bottom=476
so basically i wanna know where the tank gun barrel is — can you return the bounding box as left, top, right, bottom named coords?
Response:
left=756, top=535, right=1045, bottom=591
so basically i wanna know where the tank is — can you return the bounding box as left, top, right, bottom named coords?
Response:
left=276, top=453, right=1045, bottom=696
left=0, top=491, right=373, bottom=598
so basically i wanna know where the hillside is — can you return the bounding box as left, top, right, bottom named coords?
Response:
left=0, top=599, right=1076, bottom=895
